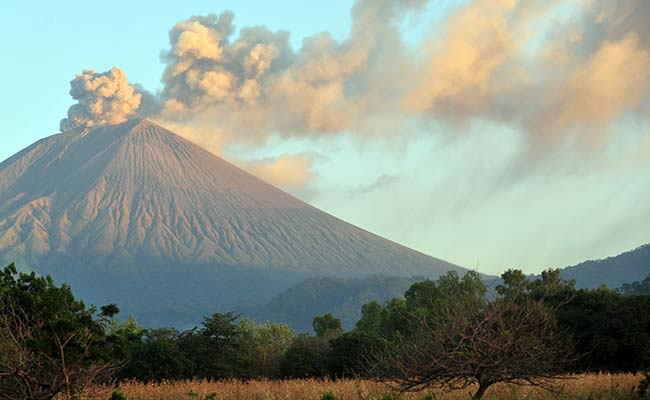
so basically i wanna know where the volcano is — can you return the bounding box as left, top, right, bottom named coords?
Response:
left=0, top=119, right=464, bottom=325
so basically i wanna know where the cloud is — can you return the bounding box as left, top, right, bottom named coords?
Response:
left=152, top=117, right=227, bottom=155
left=348, top=174, right=400, bottom=195
left=405, top=0, right=520, bottom=119
left=527, top=32, right=650, bottom=146
left=239, top=154, right=314, bottom=189
left=60, top=67, right=142, bottom=131
left=60, top=0, right=650, bottom=166
left=379, top=0, right=650, bottom=148
left=154, top=0, right=426, bottom=141
left=152, top=0, right=650, bottom=151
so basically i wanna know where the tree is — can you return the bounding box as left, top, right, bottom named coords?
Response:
left=279, top=334, right=330, bottom=378
left=498, top=268, right=650, bottom=372
left=621, top=275, right=650, bottom=296
left=313, top=312, right=343, bottom=339
left=558, top=291, right=650, bottom=372
left=279, top=313, right=344, bottom=379
left=327, top=331, right=383, bottom=378
left=0, top=264, right=117, bottom=400
left=596, top=295, right=650, bottom=371
left=368, top=271, right=573, bottom=399
left=179, top=312, right=246, bottom=379
left=375, top=298, right=411, bottom=340
left=355, top=301, right=382, bottom=335
left=238, top=319, right=295, bottom=378
left=105, top=314, right=143, bottom=362
left=119, top=328, right=192, bottom=381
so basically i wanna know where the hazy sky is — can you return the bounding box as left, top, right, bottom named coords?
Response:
left=2, top=0, right=650, bottom=275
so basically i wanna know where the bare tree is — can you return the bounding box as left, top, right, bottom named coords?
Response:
left=368, top=291, right=574, bottom=399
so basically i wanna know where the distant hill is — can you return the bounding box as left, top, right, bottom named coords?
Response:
left=561, top=244, right=650, bottom=289
left=245, top=273, right=502, bottom=332
left=246, top=243, right=650, bottom=332
left=245, top=275, right=421, bottom=332
left=0, top=118, right=464, bottom=327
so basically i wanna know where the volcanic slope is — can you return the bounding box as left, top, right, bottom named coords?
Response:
left=0, top=119, right=464, bottom=325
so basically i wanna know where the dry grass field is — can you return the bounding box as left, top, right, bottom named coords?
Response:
left=81, top=373, right=644, bottom=400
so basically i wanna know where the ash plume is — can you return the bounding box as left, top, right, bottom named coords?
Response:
left=154, top=0, right=427, bottom=141
left=60, top=0, right=650, bottom=160
left=60, top=67, right=143, bottom=131
left=405, top=0, right=650, bottom=149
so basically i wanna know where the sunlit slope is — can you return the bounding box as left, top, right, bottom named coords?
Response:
left=0, top=119, right=463, bottom=325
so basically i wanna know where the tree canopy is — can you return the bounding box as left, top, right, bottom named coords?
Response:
left=4, top=260, right=650, bottom=399
left=0, top=264, right=119, bottom=400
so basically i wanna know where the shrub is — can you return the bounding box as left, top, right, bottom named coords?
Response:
left=321, top=392, right=336, bottom=400
left=110, top=391, right=128, bottom=400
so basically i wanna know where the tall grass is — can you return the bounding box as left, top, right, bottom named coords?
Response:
left=80, top=373, right=642, bottom=400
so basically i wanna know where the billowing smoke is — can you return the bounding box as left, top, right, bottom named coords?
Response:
left=154, top=0, right=427, bottom=141
left=405, top=0, right=650, bottom=149
left=61, top=0, right=650, bottom=162
left=60, top=67, right=142, bottom=131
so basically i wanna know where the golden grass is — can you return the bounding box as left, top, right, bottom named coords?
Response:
left=81, top=373, right=643, bottom=400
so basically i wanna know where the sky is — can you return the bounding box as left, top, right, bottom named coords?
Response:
left=2, top=0, right=650, bottom=275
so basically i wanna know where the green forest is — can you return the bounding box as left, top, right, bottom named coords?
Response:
left=2, top=264, right=650, bottom=400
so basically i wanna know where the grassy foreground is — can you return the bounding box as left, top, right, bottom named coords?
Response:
left=80, top=373, right=643, bottom=400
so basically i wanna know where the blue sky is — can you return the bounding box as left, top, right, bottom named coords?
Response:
left=3, top=0, right=650, bottom=275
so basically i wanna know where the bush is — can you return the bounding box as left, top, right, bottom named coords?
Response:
left=321, top=392, right=336, bottom=400
left=327, top=332, right=383, bottom=377
left=110, top=391, right=128, bottom=400
left=279, top=334, right=330, bottom=378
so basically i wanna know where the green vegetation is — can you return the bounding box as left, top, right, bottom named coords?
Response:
left=109, top=391, right=128, bottom=400
left=2, top=263, right=650, bottom=399
left=247, top=275, right=420, bottom=331
left=321, top=392, right=336, bottom=400
left=364, top=271, right=573, bottom=399
left=621, top=274, right=650, bottom=296
left=0, top=264, right=123, bottom=400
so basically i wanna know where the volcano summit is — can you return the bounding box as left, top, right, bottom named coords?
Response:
left=0, top=119, right=463, bottom=325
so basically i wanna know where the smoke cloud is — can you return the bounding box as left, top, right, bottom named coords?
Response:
left=61, top=0, right=650, bottom=173
left=405, top=0, right=650, bottom=148
left=153, top=0, right=427, bottom=141
left=241, top=154, right=314, bottom=189
left=155, top=115, right=316, bottom=188
left=60, top=67, right=142, bottom=131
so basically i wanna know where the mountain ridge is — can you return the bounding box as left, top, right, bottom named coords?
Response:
left=0, top=118, right=464, bottom=326
left=561, top=243, right=650, bottom=289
